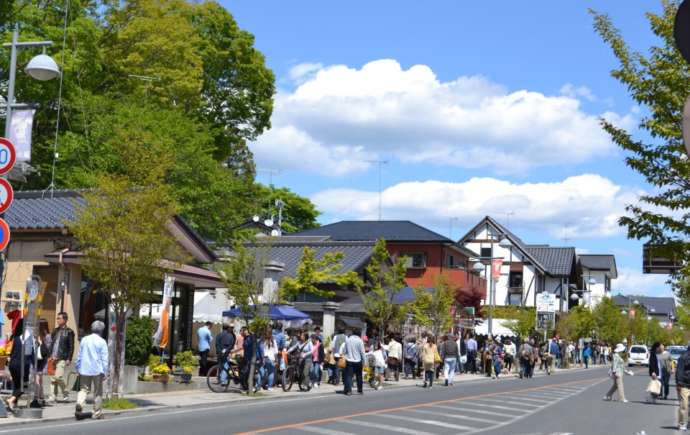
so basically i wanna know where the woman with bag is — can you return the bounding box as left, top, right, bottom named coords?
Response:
left=647, top=342, right=664, bottom=403
left=33, top=319, right=51, bottom=407
left=420, top=335, right=438, bottom=389
left=604, top=343, right=633, bottom=403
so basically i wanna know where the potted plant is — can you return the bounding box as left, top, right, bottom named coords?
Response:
left=174, top=350, right=197, bottom=383
left=151, top=363, right=170, bottom=383
left=0, top=343, right=10, bottom=370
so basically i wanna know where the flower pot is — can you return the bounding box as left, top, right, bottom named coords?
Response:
left=152, top=373, right=169, bottom=383
left=0, top=355, right=8, bottom=370
left=180, top=373, right=192, bottom=383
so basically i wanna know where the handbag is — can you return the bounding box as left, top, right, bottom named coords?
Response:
left=47, top=357, right=56, bottom=376
left=434, top=348, right=442, bottom=365
left=460, top=354, right=468, bottom=364
left=647, top=378, right=662, bottom=395
left=337, top=356, right=347, bottom=369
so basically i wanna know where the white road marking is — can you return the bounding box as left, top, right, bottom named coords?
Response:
left=374, top=413, right=476, bottom=431
left=460, top=401, right=532, bottom=413
left=298, top=426, right=356, bottom=435
left=475, top=397, right=542, bottom=408
left=504, top=395, right=552, bottom=404
left=342, top=418, right=436, bottom=435
left=433, top=403, right=517, bottom=417
left=409, top=408, right=496, bottom=424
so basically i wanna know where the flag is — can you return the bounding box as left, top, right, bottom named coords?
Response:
left=491, top=258, right=503, bottom=281
left=153, top=274, right=174, bottom=349
left=9, top=109, right=35, bottom=162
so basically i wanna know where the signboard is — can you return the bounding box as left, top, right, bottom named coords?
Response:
left=0, top=218, right=10, bottom=251
left=491, top=258, right=503, bottom=281
left=536, top=293, right=557, bottom=313
left=0, top=178, right=14, bottom=214
left=8, top=109, right=35, bottom=162
left=0, top=138, right=16, bottom=175
left=537, top=312, right=555, bottom=331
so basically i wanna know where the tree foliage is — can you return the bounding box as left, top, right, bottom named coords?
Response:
left=557, top=306, right=595, bottom=342
left=281, top=247, right=362, bottom=301
left=592, top=298, right=629, bottom=345
left=591, top=1, right=690, bottom=299
left=493, top=306, right=536, bottom=339
left=256, top=185, right=321, bottom=234
left=359, top=239, right=407, bottom=337
left=410, top=276, right=456, bottom=337
left=125, top=316, right=156, bottom=366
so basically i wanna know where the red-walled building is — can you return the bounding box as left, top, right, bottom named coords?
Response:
left=294, top=221, right=486, bottom=299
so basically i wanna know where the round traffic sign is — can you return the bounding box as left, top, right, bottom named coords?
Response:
left=0, top=218, right=11, bottom=251
left=0, top=138, right=16, bottom=176
left=676, top=0, right=690, bottom=64
left=0, top=178, right=14, bottom=214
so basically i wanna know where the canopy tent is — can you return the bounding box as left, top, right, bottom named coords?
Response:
left=474, top=318, right=517, bottom=337
left=222, top=305, right=311, bottom=321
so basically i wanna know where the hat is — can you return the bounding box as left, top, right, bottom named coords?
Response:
left=614, top=343, right=626, bottom=353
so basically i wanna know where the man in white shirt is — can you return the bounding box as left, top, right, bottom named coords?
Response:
left=340, top=329, right=365, bottom=396
left=504, top=339, right=516, bottom=373
left=75, top=321, right=109, bottom=420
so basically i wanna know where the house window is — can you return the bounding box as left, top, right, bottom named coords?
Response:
left=447, top=254, right=455, bottom=268
left=403, top=253, right=427, bottom=269
left=509, top=272, right=523, bottom=289
left=480, top=247, right=492, bottom=258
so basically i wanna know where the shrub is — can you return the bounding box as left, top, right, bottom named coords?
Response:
left=103, top=398, right=137, bottom=410
left=174, top=350, right=197, bottom=369
left=125, top=316, right=156, bottom=366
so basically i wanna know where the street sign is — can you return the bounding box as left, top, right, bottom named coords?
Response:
left=0, top=138, right=16, bottom=175
left=675, top=0, right=690, bottom=64
left=537, top=312, right=555, bottom=331
left=0, top=178, right=14, bottom=214
left=536, top=293, right=557, bottom=313
left=0, top=218, right=10, bottom=251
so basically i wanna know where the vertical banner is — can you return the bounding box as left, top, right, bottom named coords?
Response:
left=491, top=258, right=503, bottom=281
left=8, top=109, right=35, bottom=162
left=153, top=274, right=174, bottom=350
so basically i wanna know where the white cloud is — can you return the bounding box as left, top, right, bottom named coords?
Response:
left=311, top=173, right=640, bottom=238
left=559, top=83, right=596, bottom=102
left=614, top=267, right=671, bottom=297
left=252, top=59, right=634, bottom=176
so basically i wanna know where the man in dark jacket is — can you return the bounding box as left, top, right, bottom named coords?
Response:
left=215, top=324, right=235, bottom=386
left=675, top=344, right=690, bottom=430
left=440, top=334, right=459, bottom=386
left=49, top=312, right=75, bottom=403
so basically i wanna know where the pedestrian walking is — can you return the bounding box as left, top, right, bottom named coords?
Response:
left=503, top=339, right=515, bottom=374
left=421, top=335, right=438, bottom=388
left=33, top=318, right=51, bottom=407
left=440, top=334, right=459, bottom=386
left=6, top=319, right=32, bottom=412
left=661, top=346, right=672, bottom=400
left=197, top=321, right=213, bottom=376
left=519, top=339, right=533, bottom=379
left=604, top=343, right=631, bottom=403
left=403, top=338, right=418, bottom=379
left=310, top=334, right=323, bottom=388
left=49, top=312, right=75, bottom=403
left=340, top=329, right=365, bottom=396
left=466, top=333, right=478, bottom=374
left=75, top=321, right=109, bottom=420
left=259, top=330, right=278, bottom=391
left=676, top=343, right=690, bottom=430
left=386, top=335, right=402, bottom=381
left=370, top=341, right=386, bottom=390
left=647, top=342, right=663, bottom=404
left=583, top=343, right=592, bottom=369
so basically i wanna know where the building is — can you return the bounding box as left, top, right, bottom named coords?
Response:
left=459, top=216, right=577, bottom=311
left=293, top=220, right=486, bottom=300
left=3, top=190, right=222, bottom=355
left=577, top=255, right=618, bottom=308
left=612, top=294, right=676, bottom=327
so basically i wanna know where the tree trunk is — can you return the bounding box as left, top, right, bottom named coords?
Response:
left=248, top=334, right=257, bottom=395
left=111, top=309, right=127, bottom=398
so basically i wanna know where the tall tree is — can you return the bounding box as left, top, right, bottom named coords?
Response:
left=591, top=2, right=690, bottom=299
left=410, top=276, right=456, bottom=337
left=592, top=298, right=629, bottom=345
left=255, top=184, right=321, bottom=234
left=281, top=247, right=362, bottom=301
left=359, top=239, right=407, bottom=337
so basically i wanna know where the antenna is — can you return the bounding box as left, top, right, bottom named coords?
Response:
left=504, top=211, right=515, bottom=228
left=562, top=223, right=572, bottom=245
left=364, top=159, right=388, bottom=220
left=257, top=168, right=280, bottom=186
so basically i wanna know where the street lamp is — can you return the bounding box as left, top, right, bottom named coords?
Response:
left=3, top=24, right=59, bottom=138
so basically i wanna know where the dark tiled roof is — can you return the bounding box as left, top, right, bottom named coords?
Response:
left=526, top=246, right=575, bottom=276
left=7, top=190, right=84, bottom=230
left=292, top=221, right=452, bottom=243
left=245, top=241, right=375, bottom=280
left=579, top=254, right=618, bottom=277
left=612, top=294, right=676, bottom=316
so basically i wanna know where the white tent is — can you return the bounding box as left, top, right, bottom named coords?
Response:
left=474, top=318, right=517, bottom=337
left=139, top=290, right=233, bottom=324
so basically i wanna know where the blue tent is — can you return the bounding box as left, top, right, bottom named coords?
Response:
left=222, top=304, right=311, bottom=321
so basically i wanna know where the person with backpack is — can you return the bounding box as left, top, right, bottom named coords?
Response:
left=676, top=343, right=690, bottom=430
left=403, top=338, right=418, bottom=379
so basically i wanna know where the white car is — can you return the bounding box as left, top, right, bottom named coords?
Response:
left=628, top=345, right=649, bottom=367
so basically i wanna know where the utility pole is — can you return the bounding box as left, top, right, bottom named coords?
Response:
left=365, top=159, right=388, bottom=220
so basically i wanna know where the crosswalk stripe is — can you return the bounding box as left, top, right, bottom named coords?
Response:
left=504, top=395, right=551, bottom=404
left=459, top=401, right=531, bottom=413
left=298, top=426, right=356, bottom=435
left=410, top=408, right=496, bottom=424
left=374, top=413, right=476, bottom=431
left=475, top=397, right=542, bottom=408
left=433, top=404, right=519, bottom=418
left=528, top=391, right=570, bottom=398
left=549, top=387, right=583, bottom=393
left=341, top=418, right=435, bottom=435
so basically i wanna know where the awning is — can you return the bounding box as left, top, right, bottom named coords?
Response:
left=474, top=318, right=517, bottom=337
left=222, top=305, right=311, bottom=321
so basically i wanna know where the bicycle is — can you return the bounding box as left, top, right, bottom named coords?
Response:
left=281, top=353, right=312, bottom=392
left=207, top=357, right=242, bottom=393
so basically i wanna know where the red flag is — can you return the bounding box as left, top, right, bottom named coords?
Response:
left=491, top=259, right=503, bottom=281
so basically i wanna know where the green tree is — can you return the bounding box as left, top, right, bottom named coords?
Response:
left=69, top=168, right=185, bottom=397
left=592, top=298, right=629, bottom=345
left=591, top=2, right=690, bottom=299
left=410, top=276, right=456, bottom=337
left=125, top=316, right=157, bottom=366
left=359, top=239, right=407, bottom=337
left=255, top=185, right=321, bottom=234
left=557, top=306, right=595, bottom=342
left=281, top=247, right=362, bottom=301
left=493, top=306, right=536, bottom=339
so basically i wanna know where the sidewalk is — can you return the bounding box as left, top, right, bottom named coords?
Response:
left=0, top=364, right=594, bottom=427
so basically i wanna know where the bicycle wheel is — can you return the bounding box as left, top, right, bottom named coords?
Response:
left=298, top=374, right=312, bottom=392
left=207, top=364, right=229, bottom=393
left=282, top=367, right=294, bottom=392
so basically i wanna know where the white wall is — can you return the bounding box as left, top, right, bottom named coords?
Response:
left=583, top=269, right=609, bottom=308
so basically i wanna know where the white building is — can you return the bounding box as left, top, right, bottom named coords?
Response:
left=577, top=254, right=618, bottom=308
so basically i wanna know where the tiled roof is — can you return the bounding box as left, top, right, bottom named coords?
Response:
left=579, top=254, right=618, bottom=278
left=612, top=294, right=676, bottom=316
left=526, top=246, right=575, bottom=277
left=245, top=240, right=376, bottom=280
left=7, top=190, right=85, bottom=230
left=292, top=221, right=452, bottom=243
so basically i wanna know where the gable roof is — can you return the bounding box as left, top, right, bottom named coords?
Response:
left=458, top=216, right=546, bottom=273
left=8, top=190, right=216, bottom=262
left=611, top=294, right=675, bottom=316
left=578, top=254, right=618, bottom=278
left=245, top=240, right=376, bottom=280
left=526, top=246, right=576, bottom=277
left=293, top=220, right=452, bottom=243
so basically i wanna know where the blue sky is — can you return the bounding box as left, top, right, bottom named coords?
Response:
left=223, top=0, right=672, bottom=296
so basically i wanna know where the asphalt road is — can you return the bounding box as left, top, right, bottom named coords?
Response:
left=0, top=367, right=683, bottom=435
